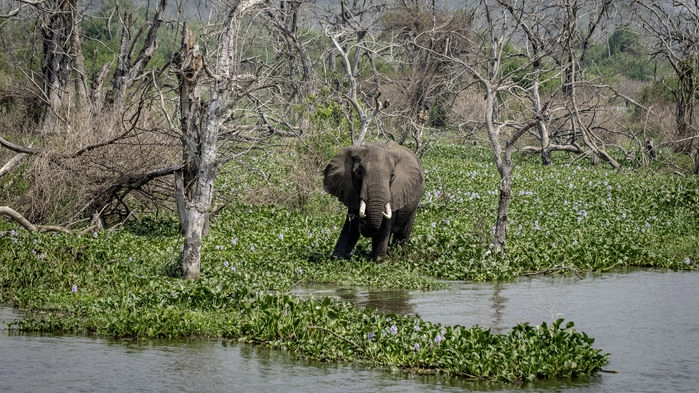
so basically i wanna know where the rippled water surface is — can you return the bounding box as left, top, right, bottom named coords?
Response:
left=2, top=270, right=698, bottom=392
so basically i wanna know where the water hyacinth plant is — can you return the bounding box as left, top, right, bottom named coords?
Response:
left=2, top=142, right=696, bottom=383
left=0, top=243, right=608, bottom=383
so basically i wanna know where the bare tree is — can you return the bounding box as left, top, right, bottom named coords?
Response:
left=28, top=0, right=89, bottom=133
left=320, top=0, right=387, bottom=145
left=109, top=0, right=168, bottom=110
left=558, top=0, right=620, bottom=168
left=173, top=0, right=268, bottom=280
left=325, top=25, right=383, bottom=145
left=380, top=1, right=475, bottom=148
left=499, top=0, right=619, bottom=168
left=496, top=0, right=563, bottom=165
left=433, top=1, right=552, bottom=253
left=632, top=0, right=698, bottom=162
left=0, top=1, right=185, bottom=228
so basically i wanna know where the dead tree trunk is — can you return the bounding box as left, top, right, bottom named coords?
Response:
left=38, top=0, right=86, bottom=133
left=174, top=25, right=211, bottom=280
left=174, top=0, right=266, bottom=280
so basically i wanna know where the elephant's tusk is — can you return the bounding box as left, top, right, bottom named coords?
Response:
left=383, top=202, right=392, bottom=219
left=359, top=200, right=367, bottom=218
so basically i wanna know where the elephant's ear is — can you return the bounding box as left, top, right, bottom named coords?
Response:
left=388, top=142, right=425, bottom=210
left=323, top=146, right=363, bottom=209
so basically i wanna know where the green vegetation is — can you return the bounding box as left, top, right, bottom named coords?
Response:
left=2, top=142, right=698, bottom=382
left=586, top=26, right=656, bottom=81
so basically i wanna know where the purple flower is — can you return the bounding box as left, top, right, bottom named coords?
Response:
left=250, top=244, right=255, bottom=251
left=413, top=343, right=420, bottom=351
left=686, top=257, right=691, bottom=265
left=414, top=324, right=420, bottom=332
left=534, top=220, right=540, bottom=231
left=434, top=334, right=443, bottom=344
left=390, top=325, right=398, bottom=335
left=231, top=237, right=238, bottom=246
left=71, top=284, right=78, bottom=293
left=278, top=233, right=284, bottom=241
left=367, top=332, right=375, bottom=341
left=92, top=231, right=98, bottom=238
left=224, top=261, right=229, bottom=268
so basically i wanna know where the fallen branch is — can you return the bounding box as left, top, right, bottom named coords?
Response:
left=0, top=151, right=28, bottom=178
left=520, top=143, right=583, bottom=155
left=522, top=265, right=583, bottom=279
left=0, top=134, right=38, bottom=155
left=308, top=325, right=359, bottom=349
left=0, top=206, right=73, bottom=234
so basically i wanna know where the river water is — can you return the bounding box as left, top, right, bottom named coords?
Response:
left=1, top=270, right=697, bottom=392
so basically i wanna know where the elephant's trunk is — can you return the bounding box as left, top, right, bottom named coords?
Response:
left=360, top=191, right=392, bottom=230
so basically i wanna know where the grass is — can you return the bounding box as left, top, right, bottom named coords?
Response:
left=1, top=141, right=697, bottom=383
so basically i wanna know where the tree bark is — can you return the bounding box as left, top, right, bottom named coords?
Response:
left=175, top=0, right=266, bottom=280
left=39, top=0, right=80, bottom=133
left=175, top=24, right=208, bottom=280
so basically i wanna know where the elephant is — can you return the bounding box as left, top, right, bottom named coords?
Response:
left=323, top=141, right=425, bottom=259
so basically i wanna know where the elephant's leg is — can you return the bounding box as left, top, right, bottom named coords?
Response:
left=371, top=220, right=393, bottom=260
left=332, top=215, right=360, bottom=259
left=392, top=210, right=417, bottom=244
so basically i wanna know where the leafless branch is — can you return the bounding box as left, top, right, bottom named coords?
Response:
left=0, top=206, right=73, bottom=234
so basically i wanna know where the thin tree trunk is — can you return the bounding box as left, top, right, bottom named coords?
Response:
left=531, top=59, right=551, bottom=165
left=70, top=7, right=89, bottom=113
left=676, top=62, right=695, bottom=153
left=484, top=85, right=508, bottom=253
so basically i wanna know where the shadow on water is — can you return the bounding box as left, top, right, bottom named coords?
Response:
left=294, top=280, right=508, bottom=334
left=2, top=270, right=699, bottom=392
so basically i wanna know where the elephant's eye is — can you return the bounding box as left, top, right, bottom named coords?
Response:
left=390, top=171, right=396, bottom=183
